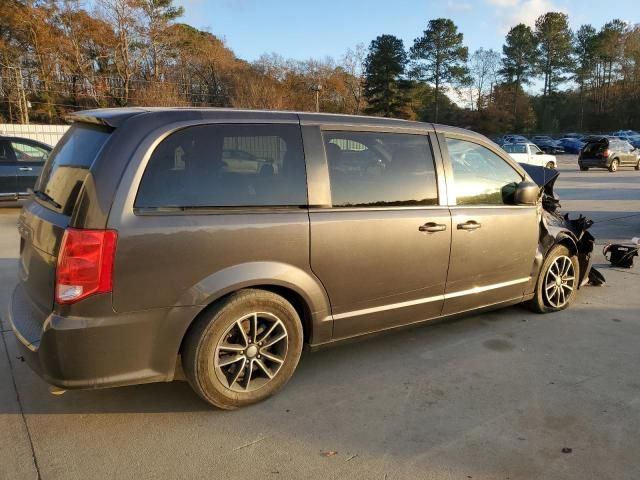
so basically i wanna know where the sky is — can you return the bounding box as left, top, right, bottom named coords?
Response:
left=177, top=0, right=639, bottom=63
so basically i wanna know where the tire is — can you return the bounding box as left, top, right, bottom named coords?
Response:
left=545, top=161, right=555, bottom=169
left=635, top=159, right=640, bottom=171
left=609, top=159, right=619, bottom=172
left=183, top=289, right=303, bottom=409
left=528, top=245, right=580, bottom=314
left=579, top=165, right=588, bottom=171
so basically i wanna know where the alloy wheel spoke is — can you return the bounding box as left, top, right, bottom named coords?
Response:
left=258, top=322, right=279, bottom=344
left=243, top=359, right=255, bottom=390
left=260, top=350, right=285, bottom=364
left=563, top=258, right=572, bottom=276
left=217, top=354, right=244, bottom=367
left=218, top=342, right=245, bottom=353
left=263, top=332, right=287, bottom=349
left=548, top=286, right=559, bottom=306
left=250, top=313, right=259, bottom=344
left=229, top=357, right=246, bottom=387
left=254, top=359, right=274, bottom=379
left=236, top=320, right=249, bottom=348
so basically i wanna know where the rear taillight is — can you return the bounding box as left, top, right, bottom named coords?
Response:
left=602, top=149, right=610, bottom=158
left=56, top=228, right=118, bottom=304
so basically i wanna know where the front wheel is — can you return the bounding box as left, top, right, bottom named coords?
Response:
left=579, top=165, right=589, bottom=171
left=183, top=289, right=303, bottom=409
left=609, top=159, right=619, bottom=172
left=635, top=159, right=640, bottom=171
left=528, top=245, right=579, bottom=313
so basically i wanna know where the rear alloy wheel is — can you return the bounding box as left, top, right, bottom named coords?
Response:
left=183, top=289, right=303, bottom=409
left=545, top=161, right=555, bottom=169
left=609, top=159, right=619, bottom=172
left=528, top=245, right=579, bottom=313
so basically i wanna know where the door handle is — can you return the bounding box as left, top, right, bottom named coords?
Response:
left=457, top=221, right=482, bottom=231
left=419, top=222, right=447, bottom=233
left=18, top=167, right=33, bottom=171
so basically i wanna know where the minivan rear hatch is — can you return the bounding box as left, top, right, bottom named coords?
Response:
left=17, top=123, right=112, bottom=321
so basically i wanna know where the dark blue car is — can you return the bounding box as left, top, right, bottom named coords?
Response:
left=557, top=137, right=585, bottom=154
left=0, top=136, right=51, bottom=201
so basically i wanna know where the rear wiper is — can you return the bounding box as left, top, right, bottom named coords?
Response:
left=32, top=189, right=62, bottom=209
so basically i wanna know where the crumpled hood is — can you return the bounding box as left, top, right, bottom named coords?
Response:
left=519, top=163, right=560, bottom=196
left=517, top=163, right=604, bottom=287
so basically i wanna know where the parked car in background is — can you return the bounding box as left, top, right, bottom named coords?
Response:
left=557, top=137, right=585, bottom=154
left=0, top=136, right=51, bottom=201
left=531, top=135, right=566, bottom=154
left=612, top=130, right=640, bottom=137
left=579, top=136, right=640, bottom=172
left=502, top=134, right=530, bottom=144
left=502, top=142, right=557, bottom=169
left=611, top=131, right=640, bottom=149
left=562, top=133, right=584, bottom=140
left=9, top=108, right=599, bottom=409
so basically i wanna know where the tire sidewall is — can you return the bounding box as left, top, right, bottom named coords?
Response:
left=185, top=290, right=303, bottom=409
left=532, top=245, right=580, bottom=313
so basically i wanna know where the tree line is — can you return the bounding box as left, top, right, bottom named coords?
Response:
left=1, top=1, right=639, bottom=135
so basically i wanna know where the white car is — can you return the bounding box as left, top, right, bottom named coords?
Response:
left=502, top=142, right=557, bottom=169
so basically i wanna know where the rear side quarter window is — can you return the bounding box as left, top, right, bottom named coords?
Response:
left=135, top=124, right=307, bottom=209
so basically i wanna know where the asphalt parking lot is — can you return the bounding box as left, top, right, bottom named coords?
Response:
left=1, top=155, right=639, bottom=480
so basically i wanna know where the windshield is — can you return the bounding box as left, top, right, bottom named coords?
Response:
left=36, top=124, right=111, bottom=214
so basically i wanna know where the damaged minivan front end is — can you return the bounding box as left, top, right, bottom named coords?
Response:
left=520, top=163, right=604, bottom=288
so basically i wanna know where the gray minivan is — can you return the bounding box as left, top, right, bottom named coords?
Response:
left=10, top=108, right=596, bottom=409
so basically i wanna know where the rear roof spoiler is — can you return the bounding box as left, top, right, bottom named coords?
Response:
left=65, top=108, right=148, bottom=128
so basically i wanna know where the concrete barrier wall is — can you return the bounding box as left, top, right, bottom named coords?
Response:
left=0, top=124, right=69, bottom=146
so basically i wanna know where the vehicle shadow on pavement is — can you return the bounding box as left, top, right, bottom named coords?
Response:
left=2, top=261, right=640, bottom=478
left=0, top=285, right=631, bottom=417
left=0, top=302, right=571, bottom=417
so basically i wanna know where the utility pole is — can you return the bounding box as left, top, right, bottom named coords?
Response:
left=1, top=64, right=29, bottom=124
left=312, top=84, right=322, bottom=112
left=16, top=67, right=29, bottom=124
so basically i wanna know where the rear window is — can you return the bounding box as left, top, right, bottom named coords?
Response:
left=37, top=124, right=111, bottom=214
left=503, top=144, right=527, bottom=154
left=135, top=124, right=307, bottom=209
left=582, top=139, right=608, bottom=156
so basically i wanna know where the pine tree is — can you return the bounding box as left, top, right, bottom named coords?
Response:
left=410, top=18, right=469, bottom=122
left=363, top=34, right=410, bottom=117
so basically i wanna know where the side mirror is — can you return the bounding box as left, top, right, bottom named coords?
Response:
left=514, top=180, right=539, bottom=205
left=536, top=151, right=544, bottom=155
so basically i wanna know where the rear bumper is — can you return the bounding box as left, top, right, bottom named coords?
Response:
left=9, top=283, right=201, bottom=389
left=579, top=158, right=610, bottom=168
